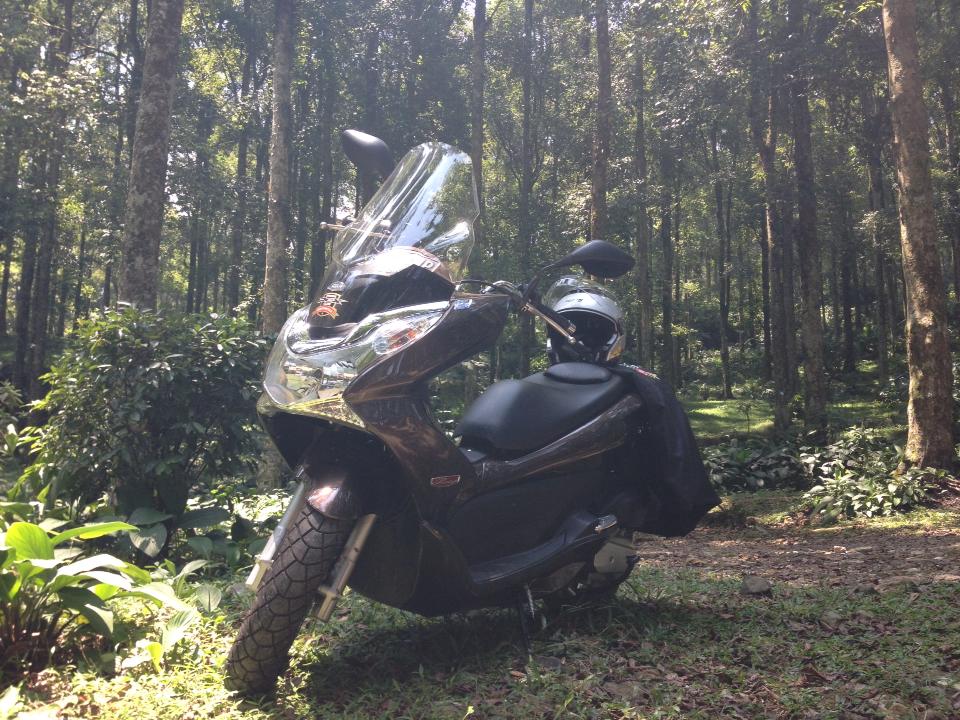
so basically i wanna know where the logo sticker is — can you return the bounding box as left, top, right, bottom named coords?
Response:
left=311, top=291, right=346, bottom=320
left=430, top=475, right=461, bottom=488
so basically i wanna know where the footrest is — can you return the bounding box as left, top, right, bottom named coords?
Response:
left=468, top=511, right=605, bottom=593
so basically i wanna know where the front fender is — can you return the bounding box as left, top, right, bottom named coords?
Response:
left=305, top=469, right=363, bottom=520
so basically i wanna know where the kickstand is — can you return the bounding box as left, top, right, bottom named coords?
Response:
left=515, top=585, right=537, bottom=657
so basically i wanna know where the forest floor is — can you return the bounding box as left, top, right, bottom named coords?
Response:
left=16, top=491, right=960, bottom=720
left=683, top=397, right=905, bottom=442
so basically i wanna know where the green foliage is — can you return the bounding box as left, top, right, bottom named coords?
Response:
left=17, top=308, right=268, bottom=523
left=799, top=428, right=939, bottom=520
left=802, top=469, right=935, bottom=521
left=702, top=439, right=807, bottom=492
left=0, top=504, right=161, bottom=683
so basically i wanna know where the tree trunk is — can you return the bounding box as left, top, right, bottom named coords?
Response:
left=839, top=192, right=856, bottom=373
left=26, top=0, right=73, bottom=398
left=518, top=0, right=535, bottom=377
left=0, top=80, right=21, bottom=337
left=228, top=10, right=252, bottom=312
left=359, top=28, right=381, bottom=205
left=262, top=0, right=294, bottom=335
left=311, top=47, right=335, bottom=298
left=632, top=39, right=653, bottom=368
left=862, top=90, right=890, bottom=386
left=788, top=0, right=827, bottom=428
left=759, top=215, right=772, bottom=380
left=126, top=0, right=144, bottom=162
left=746, top=0, right=790, bottom=431
left=882, top=0, right=955, bottom=469
left=119, top=0, right=185, bottom=308
left=590, top=0, right=611, bottom=241
left=72, top=227, right=86, bottom=329
left=710, top=125, right=732, bottom=399
left=470, top=0, right=487, bottom=267
left=940, top=78, right=960, bottom=314
left=658, top=145, right=675, bottom=386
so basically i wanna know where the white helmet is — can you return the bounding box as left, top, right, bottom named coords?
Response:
left=543, top=275, right=625, bottom=365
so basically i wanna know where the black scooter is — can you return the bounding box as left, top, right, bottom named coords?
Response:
left=225, top=131, right=717, bottom=694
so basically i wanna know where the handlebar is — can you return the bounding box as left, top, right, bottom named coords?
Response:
left=462, top=278, right=592, bottom=359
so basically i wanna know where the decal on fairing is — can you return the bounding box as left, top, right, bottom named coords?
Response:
left=311, top=291, right=346, bottom=320
left=430, top=475, right=461, bottom=488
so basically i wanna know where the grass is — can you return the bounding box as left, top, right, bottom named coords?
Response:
left=683, top=399, right=775, bottom=440
left=683, top=397, right=906, bottom=444
left=15, top=493, right=960, bottom=720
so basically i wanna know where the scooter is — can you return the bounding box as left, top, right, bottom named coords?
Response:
left=225, top=130, right=717, bottom=694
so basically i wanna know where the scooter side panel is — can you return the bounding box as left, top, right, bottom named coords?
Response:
left=343, top=293, right=510, bottom=521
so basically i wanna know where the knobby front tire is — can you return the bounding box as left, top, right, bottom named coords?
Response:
left=224, top=506, right=351, bottom=695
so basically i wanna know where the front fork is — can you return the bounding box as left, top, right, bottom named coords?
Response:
left=245, top=469, right=378, bottom=621
left=245, top=469, right=309, bottom=590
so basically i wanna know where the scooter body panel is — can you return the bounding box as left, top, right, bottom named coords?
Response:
left=260, top=295, right=647, bottom=616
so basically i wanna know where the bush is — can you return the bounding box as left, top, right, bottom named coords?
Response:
left=702, top=439, right=807, bottom=492
left=802, top=469, right=935, bottom=521
left=799, top=428, right=939, bottom=520
left=0, top=499, right=209, bottom=682
left=0, top=504, right=160, bottom=682
left=17, top=308, right=269, bottom=522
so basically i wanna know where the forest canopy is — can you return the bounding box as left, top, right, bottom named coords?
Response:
left=1, top=0, right=959, bottom=468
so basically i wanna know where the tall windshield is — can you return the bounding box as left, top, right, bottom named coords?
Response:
left=332, top=142, right=478, bottom=273
left=305, top=142, right=478, bottom=343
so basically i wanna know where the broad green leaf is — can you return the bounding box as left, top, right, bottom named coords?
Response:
left=60, top=553, right=151, bottom=584
left=0, top=684, right=20, bottom=720
left=0, top=501, right=34, bottom=519
left=195, top=584, right=222, bottom=613
left=0, top=573, right=20, bottom=601
left=52, top=522, right=137, bottom=546
left=179, top=508, right=231, bottom=530
left=185, top=536, right=213, bottom=559
left=38, top=517, right=69, bottom=532
left=162, top=608, right=200, bottom=651
left=59, top=586, right=114, bottom=636
left=175, top=559, right=208, bottom=580
left=5, top=522, right=54, bottom=560
left=145, top=641, right=164, bottom=673
left=128, top=508, right=174, bottom=526
left=82, top=571, right=134, bottom=591
left=129, top=523, right=167, bottom=558
left=123, top=582, right=191, bottom=611
left=91, top=583, right=121, bottom=601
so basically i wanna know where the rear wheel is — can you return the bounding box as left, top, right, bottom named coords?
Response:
left=225, top=506, right=351, bottom=695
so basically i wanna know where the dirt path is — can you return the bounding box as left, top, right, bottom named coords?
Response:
left=634, top=520, right=960, bottom=590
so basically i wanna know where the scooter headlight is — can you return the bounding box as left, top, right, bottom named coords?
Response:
left=263, top=302, right=448, bottom=411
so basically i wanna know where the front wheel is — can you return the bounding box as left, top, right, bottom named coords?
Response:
left=225, top=506, right=351, bottom=695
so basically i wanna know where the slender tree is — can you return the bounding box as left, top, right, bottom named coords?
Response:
left=788, top=0, right=827, bottom=428
left=262, top=0, right=295, bottom=335
left=471, top=0, right=487, bottom=258
left=228, top=0, right=253, bottom=312
left=746, top=1, right=791, bottom=432
left=632, top=37, right=653, bottom=368
left=590, top=0, right=611, bottom=240
left=882, top=0, right=954, bottom=469
left=517, top=0, right=535, bottom=376
left=119, top=0, right=185, bottom=308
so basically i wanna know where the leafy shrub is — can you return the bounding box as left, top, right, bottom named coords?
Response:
left=799, top=428, right=939, bottom=520
left=798, top=428, right=894, bottom=486
left=16, top=308, right=269, bottom=524
left=702, top=439, right=807, bottom=492
left=802, top=469, right=934, bottom=521
left=0, top=504, right=173, bottom=682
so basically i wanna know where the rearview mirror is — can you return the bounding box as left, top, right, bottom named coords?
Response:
left=548, top=240, right=635, bottom=279
left=341, top=129, right=395, bottom=178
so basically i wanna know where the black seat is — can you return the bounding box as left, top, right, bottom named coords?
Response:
left=456, top=363, right=627, bottom=455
